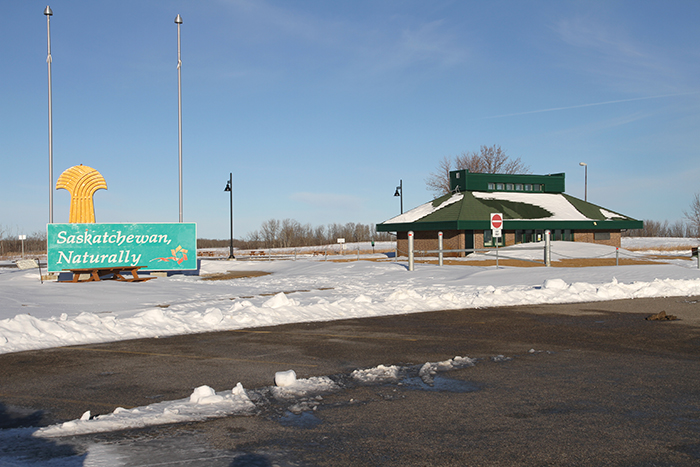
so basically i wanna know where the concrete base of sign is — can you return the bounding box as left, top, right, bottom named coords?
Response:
left=151, top=272, right=169, bottom=278
left=41, top=273, right=59, bottom=282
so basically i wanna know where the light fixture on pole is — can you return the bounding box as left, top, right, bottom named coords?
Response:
left=579, top=162, right=588, bottom=201
left=394, top=180, right=403, bottom=214
left=44, top=5, right=54, bottom=223
left=175, top=14, right=183, bottom=222
left=224, top=174, right=235, bottom=259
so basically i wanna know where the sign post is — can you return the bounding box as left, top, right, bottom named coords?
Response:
left=19, top=235, right=26, bottom=258
left=490, top=213, right=503, bottom=268
left=337, top=238, right=345, bottom=255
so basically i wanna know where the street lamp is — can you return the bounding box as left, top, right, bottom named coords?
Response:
left=394, top=180, right=403, bottom=214
left=579, top=162, right=587, bottom=201
left=175, top=14, right=183, bottom=222
left=44, top=5, right=54, bottom=223
left=224, top=173, right=235, bottom=259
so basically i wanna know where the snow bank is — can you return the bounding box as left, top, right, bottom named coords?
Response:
left=2, top=244, right=700, bottom=355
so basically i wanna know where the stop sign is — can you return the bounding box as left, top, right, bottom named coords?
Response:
left=490, top=213, right=503, bottom=229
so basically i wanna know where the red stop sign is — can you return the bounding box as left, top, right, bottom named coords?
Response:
left=491, top=213, right=503, bottom=229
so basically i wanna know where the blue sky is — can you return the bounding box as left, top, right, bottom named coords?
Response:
left=2, top=1, right=699, bottom=239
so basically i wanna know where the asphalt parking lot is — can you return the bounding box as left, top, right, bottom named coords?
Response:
left=1, top=296, right=699, bottom=466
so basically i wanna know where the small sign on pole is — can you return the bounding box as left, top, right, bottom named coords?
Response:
left=490, top=213, right=503, bottom=238
left=490, top=213, right=503, bottom=268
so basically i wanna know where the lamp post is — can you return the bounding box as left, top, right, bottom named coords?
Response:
left=394, top=179, right=403, bottom=214
left=224, top=173, right=235, bottom=259
left=44, top=6, right=54, bottom=223
left=175, top=14, right=183, bottom=222
left=579, top=162, right=587, bottom=201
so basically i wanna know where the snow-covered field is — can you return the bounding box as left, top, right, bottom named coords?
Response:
left=2, top=239, right=699, bottom=356
left=2, top=237, right=700, bottom=438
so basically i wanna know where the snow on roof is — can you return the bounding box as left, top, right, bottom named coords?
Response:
left=383, top=193, right=464, bottom=224
left=600, top=208, right=625, bottom=219
left=472, top=192, right=590, bottom=220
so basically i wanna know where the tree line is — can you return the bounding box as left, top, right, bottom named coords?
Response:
left=198, top=219, right=393, bottom=250
left=623, top=219, right=698, bottom=238
left=0, top=226, right=47, bottom=257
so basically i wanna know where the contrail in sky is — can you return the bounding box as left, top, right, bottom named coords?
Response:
left=478, top=91, right=699, bottom=120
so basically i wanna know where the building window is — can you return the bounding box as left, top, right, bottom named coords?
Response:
left=515, top=184, right=523, bottom=191
left=483, top=230, right=504, bottom=247
left=506, top=183, right=514, bottom=191
left=488, top=182, right=495, bottom=190
left=525, top=184, right=532, bottom=191
left=534, top=184, right=543, bottom=192
left=496, top=183, right=504, bottom=190
left=594, top=232, right=611, bottom=241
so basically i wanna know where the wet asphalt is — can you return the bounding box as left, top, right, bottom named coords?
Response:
left=1, top=296, right=700, bottom=466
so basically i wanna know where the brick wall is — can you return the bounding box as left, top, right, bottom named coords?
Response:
left=573, top=230, right=621, bottom=247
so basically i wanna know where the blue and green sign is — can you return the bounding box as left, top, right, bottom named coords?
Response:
left=47, top=223, right=197, bottom=273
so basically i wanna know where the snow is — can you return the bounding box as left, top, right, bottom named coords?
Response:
left=382, top=193, right=464, bottom=223
left=274, top=369, right=298, bottom=387
left=35, top=382, right=256, bottom=437
left=472, top=192, right=590, bottom=220
left=34, top=358, right=467, bottom=437
left=1, top=240, right=700, bottom=356
left=600, top=208, right=625, bottom=219
left=1, top=237, right=699, bottom=437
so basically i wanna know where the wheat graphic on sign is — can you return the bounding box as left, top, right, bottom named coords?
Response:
left=56, top=165, right=107, bottom=223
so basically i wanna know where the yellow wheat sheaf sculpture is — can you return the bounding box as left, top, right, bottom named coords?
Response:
left=56, top=165, right=108, bottom=223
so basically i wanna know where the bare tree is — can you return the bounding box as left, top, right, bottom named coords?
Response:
left=260, top=219, right=280, bottom=248
left=426, top=144, right=530, bottom=196
left=684, top=193, right=700, bottom=238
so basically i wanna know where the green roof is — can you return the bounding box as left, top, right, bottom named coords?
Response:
left=377, top=191, right=642, bottom=232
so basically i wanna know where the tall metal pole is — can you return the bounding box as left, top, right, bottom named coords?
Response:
left=579, top=162, right=588, bottom=202
left=175, top=14, right=183, bottom=222
left=45, top=6, right=54, bottom=223
left=227, top=173, right=234, bottom=259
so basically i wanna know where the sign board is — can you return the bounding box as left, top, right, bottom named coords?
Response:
left=18, top=235, right=26, bottom=240
left=47, top=223, right=197, bottom=273
left=337, top=238, right=345, bottom=244
left=490, top=213, right=503, bottom=238
left=16, top=259, right=38, bottom=270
